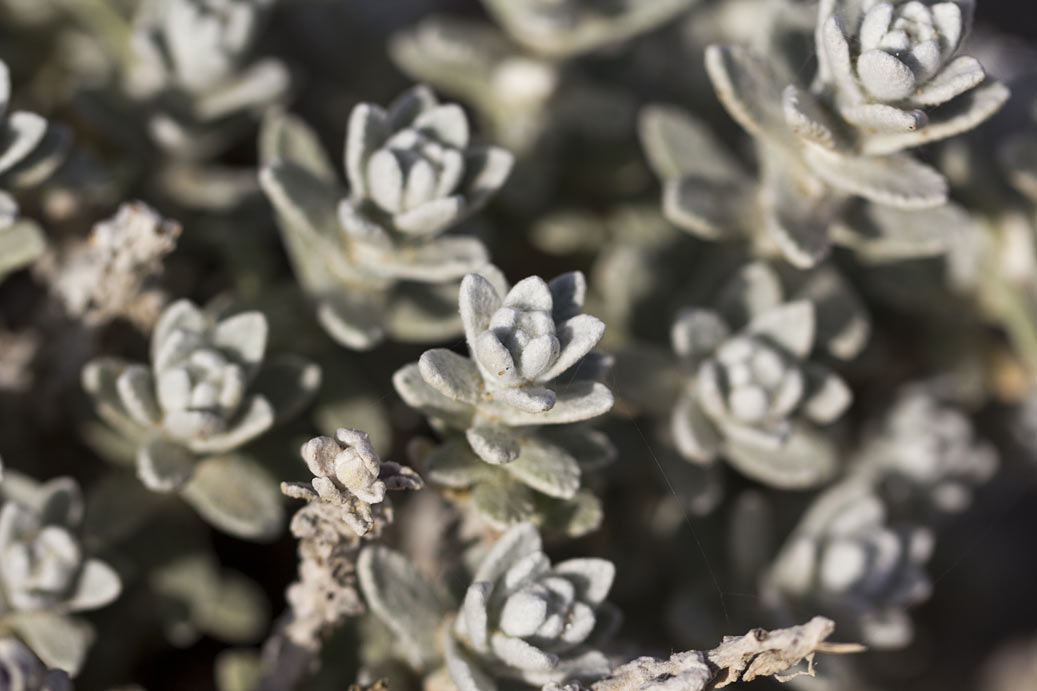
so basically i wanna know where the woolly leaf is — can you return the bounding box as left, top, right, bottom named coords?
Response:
left=803, top=148, right=948, bottom=210
left=426, top=436, right=499, bottom=487
left=503, top=437, right=580, bottom=499
left=466, top=426, right=521, bottom=465
left=137, top=438, right=196, bottom=493
left=7, top=612, right=93, bottom=675
left=357, top=545, right=453, bottom=671
left=725, top=423, right=839, bottom=489
left=65, top=560, right=122, bottom=613
left=471, top=479, right=538, bottom=530
left=181, top=455, right=284, bottom=541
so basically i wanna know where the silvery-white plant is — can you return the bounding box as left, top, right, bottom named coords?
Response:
left=260, top=85, right=513, bottom=349
left=282, top=428, right=423, bottom=539
left=480, top=0, right=695, bottom=59
left=445, top=522, right=618, bottom=690
left=126, top=0, right=289, bottom=160
left=356, top=522, right=618, bottom=689
left=394, top=271, right=614, bottom=533
left=645, top=0, right=1009, bottom=268
left=667, top=262, right=853, bottom=488
left=0, top=59, right=69, bottom=281
left=854, top=389, right=998, bottom=515
left=639, top=102, right=979, bottom=266
left=0, top=471, right=121, bottom=675
left=815, top=1, right=999, bottom=140
left=81, top=299, right=319, bottom=539
left=763, top=481, right=934, bottom=649
left=0, top=637, right=71, bottom=691
left=268, top=429, right=423, bottom=685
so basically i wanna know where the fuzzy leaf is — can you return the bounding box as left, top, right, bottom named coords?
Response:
left=152, top=300, right=208, bottom=367
left=384, top=280, right=468, bottom=343
left=395, top=196, right=465, bottom=235
left=461, top=581, right=492, bottom=654
left=345, top=103, right=389, bottom=196
left=671, top=388, right=722, bottom=463
left=116, top=366, right=161, bottom=426
left=534, top=490, right=604, bottom=538
left=393, top=363, right=474, bottom=429
left=375, top=236, right=489, bottom=282
left=503, top=437, right=580, bottom=499
left=488, top=381, right=613, bottom=426
left=444, top=627, right=499, bottom=691
left=2, top=121, right=67, bottom=189
left=194, top=59, right=289, bottom=121
left=818, top=15, right=863, bottom=104
left=466, top=426, right=520, bottom=465
left=832, top=201, right=968, bottom=262
left=909, top=55, right=986, bottom=107
left=137, top=438, right=196, bottom=493
left=493, top=386, right=557, bottom=414
left=539, top=314, right=605, bottom=382
left=861, top=81, right=1009, bottom=155
left=82, top=358, right=148, bottom=441
left=803, top=366, right=852, bottom=424
left=486, top=0, right=693, bottom=58
left=803, top=148, right=947, bottom=210
left=552, top=558, right=615, bottom=606
left=840, top=103, right=927, bottom=134
left=857, top=50, right=916, bottom=101
left=181, top=455, right=284, bottom=541
left=705, top=44, right=788, bottom=142
left=473, top=521, right=541, bottom=584
left=462, top=146, right=514, bottom=208
left=186, top=396, right=275, bottom=454
left=0, top=219, right=45, bottom=278
left=663, top=177, right=751, bottom=240
left=357, top=545, right=452, bottom=671
left=547, top=271, right=586, bottom=323
left=490, top=633, right=557, bottom=672
left=471, top=479, right=537, bottom=530
left=0, top=111, right=47, bottom=175
left=420, top=349, right=483, bottom=404
left=460, top=273, right=503, bottom=347
left=387, top=85, right=437, bottom=129
left=792, top=267, right=870, bottom=360
left=152, top=554, right=269, bottom=645
left=259, top=111, right=337, bottom=183
left=7, top=612, right=93, bottom=675
left=543, top=427, right=616, bottom=470
left=426, top=436, right=499, bottom=487
left=671, top=309, right=729, bottom=363
left=725, top=423, right=839, bottom=489
left=259, top=161, right=344, bottom=256
left=766, top=171, right=837, bottom=269
left=782, top=86, right=838, bottom=149
left=65, top=560, right=122, bottom=613
left=316, top=293, right=386, bottom=351
left=745, top=301, right=816, bottom=359
left=639, top=105, right=747, bottom=182
left=212, top=312, right=268, bottom=367
left=715, top=262, right=784, bottom=329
